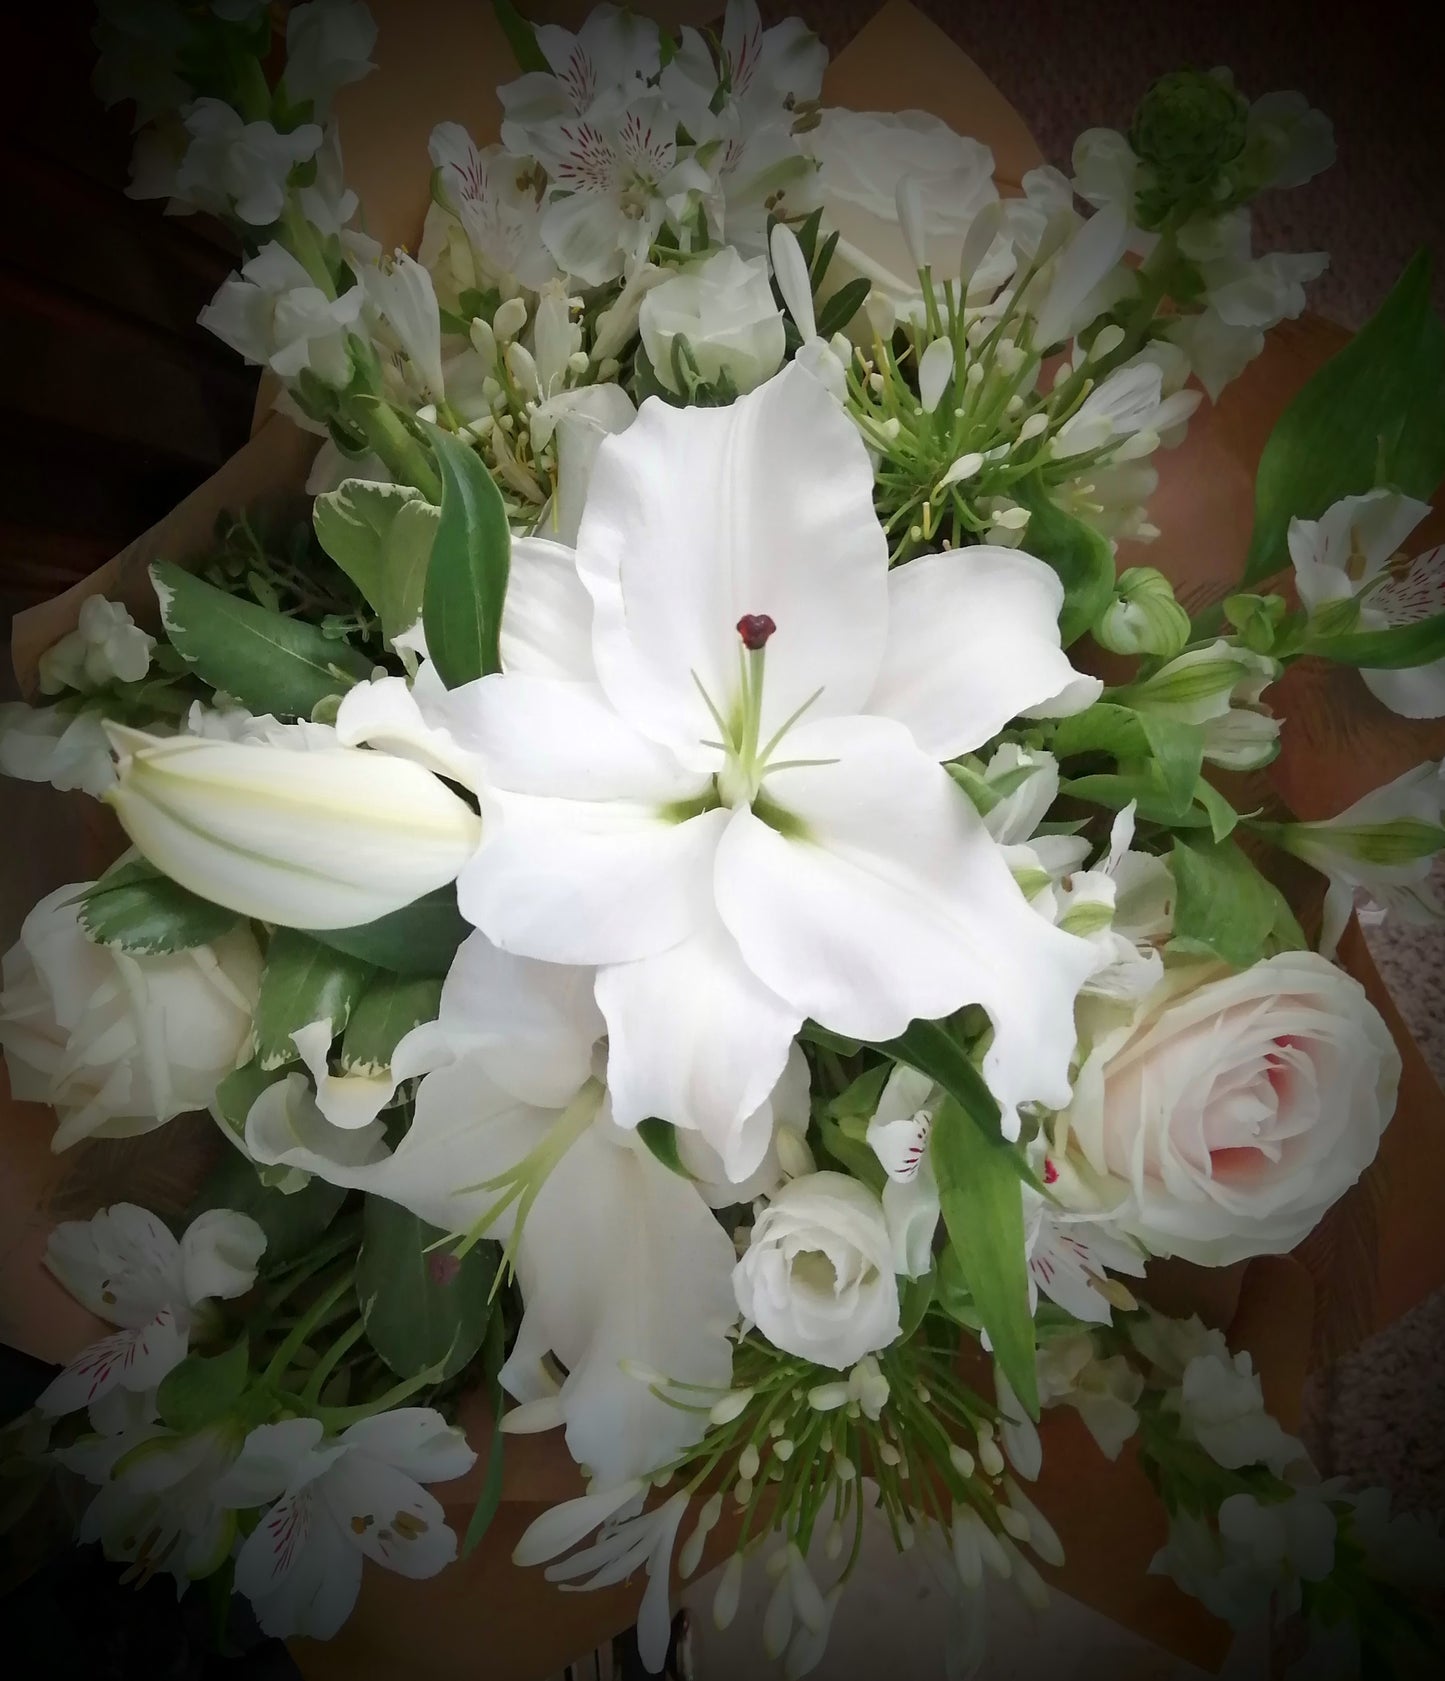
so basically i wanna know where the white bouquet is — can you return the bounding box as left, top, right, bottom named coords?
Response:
left=3, top=1, right=1444, bottom=1674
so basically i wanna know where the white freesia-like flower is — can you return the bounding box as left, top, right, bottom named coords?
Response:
left=1287, top=489, right=1443, bottom=718
left=1036, top=1330, right=1143, bottom=1460
left=242, top=932, right=739, bottom=1489
left=1174, top=1346, right=1306, bottom=1476
left=639, top=247, right=785, bottom=396
left=1171, top=244, right=1328, bottom=401
left=37, top=595, right=154, bottom=695
left=200, top=242, right=363, bottom=388
left=1279, top=761, right=1445, bottom=956
left=103, top=726, right=482, bottom=931
left=281, top=0, right=376, bottom=117
left=734, top=1171, right=901, bottom=1369
left=215, top=1411, right=474, bottom=1640
left=1057, top=952, right=1400, bottom=1264
left=171, top=98, right=321, bottom=224
left=804, top=109, right=1000, bottom=325
left=427, top=124, right=557, bottom=291
left=0, top=704, right=115, bottom=797
left=0, top=881, right=261, bottom=1150
left=35, top=1203, right=264, bottom=1416
left=425, top=367, right=1098, bottom=1152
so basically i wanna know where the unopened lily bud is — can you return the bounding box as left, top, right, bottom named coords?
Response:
left=939, top=451, right=984, bottom=489
left=492, top=296, right=528, bottom=344
left=999, top=1505, right=1030, bottom=1542
left=763, top=1572, right=794, bottom=1659
left=734, top=1476, right=754, bottom=1505
left=1005, top=1478, right=1065, bottom=1567
left=713, top=1554, right=744, bottom=1629
left=505, top=340, right=541, bottom=397
left=978, top=1436, right=1006, bottom=1478
left=788, top=1546, right=828, bottom=1634
left=1093, top=565, right=1192, bottom=658
left=895, top=176, right=929, bottom=277
left=825, top=1520, right=845, bottom=1561
left=807, top=1382, right=850, bottom=1413
left=738, top=1444, right=761, bottom=1482
left=949, top=1443, right=976, bottom=1479
left=774, top=1438, right=795, bottom=1461
left=104, top=726, right=480, bottom=930
left=1017, top=412, right=1049, bottom=442
left=991, top=504, right=1031, bottom=531
left=1088, top=324, right=1126, bottom=362
left=918, top=337, right=954, bottom=414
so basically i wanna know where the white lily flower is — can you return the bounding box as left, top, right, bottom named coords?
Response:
left=1287, top=489, right=1443, bottom=717
left=1280, top=760, right=1445, bottom=955
left=441, top=366, right=1099, bottom=1146
left=216, top=1410, right=473, bottom=1640
left=427, top=124, right=557, bottom=291
left=0, top=704, right=115, bottom=796
left=104, top=725, right=482, bottom=931
left=200, top=242, right=363, bottom=388
left=36, top=1204, right=264, bottom=1417
left=244, top=933, right=739, bottom=1488
left=172, top=98, right=321, bottom=224
left=282, top=0, right=376, bottom=117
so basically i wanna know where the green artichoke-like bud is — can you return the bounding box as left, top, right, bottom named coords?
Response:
left=1130, top=70, right=1250, bottom=220
left=1093, top=566, right=1192, bottom=658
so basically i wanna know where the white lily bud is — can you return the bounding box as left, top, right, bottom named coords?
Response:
left=1005, top=1477, right=1065, bottom=1567
left=978, top=1435, right=1006, bottom=1478
left=469, top=316, right=497, bottom=372
left=807, top=1381, right=850, bottom=1412
left=104, top=727, right=481, bottom=930
left=738, top=1443, right=761, bottom=1482
left=709, top=1387, right=754, bottom=1426
left=938, top=451, right=984, bottom=488
left=713, top=1554, right=744, bottom=1629
left=506, top=340, right=541, bottom=398
left=492, top=296, right=528, bottom=344
left=895, top=175, right=929, bottom=276
left=949, top=1443, right=976, bottom=1478
left=763, top=1572, right=795, bottom=1659
left=917, top=338, right=955, bottom=414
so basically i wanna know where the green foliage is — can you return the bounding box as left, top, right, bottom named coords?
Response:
left=637, top=1116, right=690, bottom=1177
left=152, top=561, right=372, bottom=718
left=1053, top=701, right=1206, bottom=824
left=1012, top=477, right=1118, bottom=646
left=79, top=855, right=240, bottom=955
left=308, top=886, right=470, bottom=978
left=461, top=1311, right=509, bottom=1559
left=356, top=1199, right=499, bottom=1381
left=815, top=278, right=871, bottom=340
left=1244, top=252, right=1445, bottom=586
left=1169, top=835, right=1306, bottom=967
left=254, top=929, right=373, bottom=1070
left=930, top=1097, right=1037, bottom=1416
left=492, top=0, right=548, bottom=71
left=313, top=480, right=439, bottom=650
left=156, top=1340, right=249, bottom=1434
left=421, top=424, right=512, bottom=687
left=1301, top=610, right=1445, bottom=670
left=340, top=976, right=444, bottom=1076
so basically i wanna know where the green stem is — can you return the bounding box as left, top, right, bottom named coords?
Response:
left=351, top=400, right=443, bottom=499
left=293, top=1360, right=449, bottom=1430
left=263, top=1272, right=354, bottom=1386
left=302, top=1320, right=367, bottom=1406
left=279, top=199, right=336, bottom=297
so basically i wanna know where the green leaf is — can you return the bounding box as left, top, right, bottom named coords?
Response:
left=340, top=976, right=444, bottom=1075
left=1052, top=702, right=1205, bottom=820
left=313, top=480, right=439, bottom=648
left=210, top=1057, right=288, bottom=1142
left=461, top=1311, right=508, bottom=1559
left=875, top=1017, right=1001, bottom=1136
left=492, top=0, right=548, bottom=71
left=934, top=1245, right=979, bottom=1328
left=930, top=1097, right=1037, bottom=1416
left=1301, top=610, right=1445, bottom=670
left=1192, top=777, right=1241, bottom=843
left=823, top=1062, right=891, bottom=1124
left=1169, top=836, right=1306, bottom=967
left=1244, top=252, right=1445, bottom=586
left=815, top=1114, right=887, bottom=1194
left=187, top=1139, right=347, bottom=1266
left=356, top=1198, right=499, bottom=1381
left=1012, top=477, right=1117, bottom=646
left=79, top=855, right=239, bottom=955
left=421, top=424, right=511, bottom=687
left=254, top=929, right=373, bottom=1070
left=815, top=277, right=871, bottom=341
left=899, top=1270, right=935, bottom=1340
left=151, top=561, right=371, bottom=717
left=308, top=886, right=469, bottom=978
left=156, top=1340, right=249, bottom=1434
left=637, top=1116, right=690, bottom=1178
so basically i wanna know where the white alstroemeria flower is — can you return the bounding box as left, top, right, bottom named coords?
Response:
left=216, top=1410, right=474, bottom=1640
left=1021, top=1175, right=1145, bottom=1328
left=200, top=243, right=363, bottom=388
left=37, top=595, right=154, bottom=695
left=357, top=249, right=446, bottom=403
left=35, top=1204, right=264, bottom=1417
left=498, top=3, right=662, bottom=146
left=172, top=98, right=321, bottom=224
left=0, top=880, right=262, bottom=1150
left=1287, top=489, right=1443, bottom=718
left=0, top=704, right=115, bottom=796
left=281, top=0, right=376, bottom=117
left=970, top=743, right=1061, bottom=846
left=1059, top=805, right=1169, bottom=1002
left=769, top=222, right=848, bottom=402
left=244, top=933, right=739, bottom=1489
left=865, top=1063, right=942, bottom=1279
left=528, top=95, right=710, bottom=287
left=427, top=124, right=557, bottom=291
left=640, top=246, right=785, bottom=395
left=441, top=366, right=1099, bottom=1148
left=1280, top=761, right=1445, bottom=956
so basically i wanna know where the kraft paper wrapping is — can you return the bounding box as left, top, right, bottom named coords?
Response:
left=4, top=2, right=1443, bottom=1675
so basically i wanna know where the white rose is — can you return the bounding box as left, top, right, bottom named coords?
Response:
left=805, top=109, right=1000, bottom=326
left=639, top=248, right=785, bottom=397
left=0, top=883, right=263, bottom=1151
left=733, top=1171, right=901, bottom=1369
left=1061, top=951, right=1400, bottom=1264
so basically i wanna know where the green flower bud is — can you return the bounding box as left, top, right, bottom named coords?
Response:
left=1283, top=818, right=1445, bottom=870
left=1094, top=567, right=1192, bottom=658
left=1223, top=592, right=1288, bottom=655
left=1130, top=70, right=1250, bottom=222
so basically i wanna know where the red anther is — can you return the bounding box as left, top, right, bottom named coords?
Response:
left=736, top=613, right=777, bottom=650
